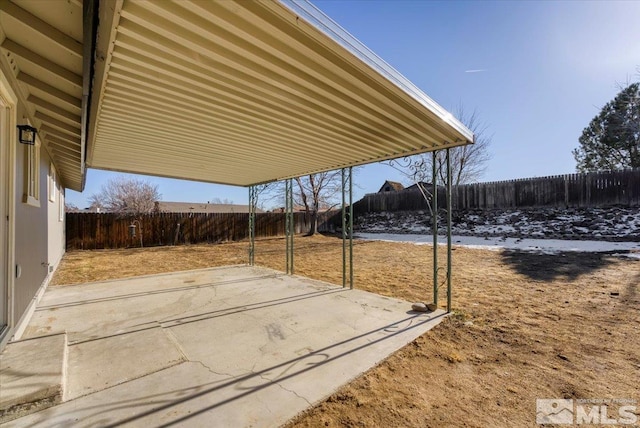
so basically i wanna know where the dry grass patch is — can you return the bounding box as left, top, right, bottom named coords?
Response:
left=52, top=235, right=640, bottom=427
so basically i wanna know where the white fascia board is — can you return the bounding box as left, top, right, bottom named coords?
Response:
left=279, top=0, right=474, bottom=144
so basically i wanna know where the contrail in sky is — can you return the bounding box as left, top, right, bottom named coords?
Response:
left=465, top=69, right=487, bottom=73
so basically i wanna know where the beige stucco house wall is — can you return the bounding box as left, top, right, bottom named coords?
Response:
left=0, top=64, right=66, bottom=349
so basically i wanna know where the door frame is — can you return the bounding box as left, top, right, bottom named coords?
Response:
left=0, top=70, right=17, bottom=350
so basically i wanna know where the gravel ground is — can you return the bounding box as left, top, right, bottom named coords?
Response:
left=355, top=207, right=640, bottom=241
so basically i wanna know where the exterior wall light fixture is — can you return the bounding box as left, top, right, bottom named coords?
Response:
left=17, top=124, right=37, bottom=145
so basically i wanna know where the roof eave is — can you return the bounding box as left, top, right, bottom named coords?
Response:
left=85, top=0, right=474, bottom=187
left=79, top=0, right=99, bottom=192
left=279, top=0, right=474, bottom=144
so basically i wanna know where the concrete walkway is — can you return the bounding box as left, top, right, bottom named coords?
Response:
left=4, top=265, right=445, bottom=427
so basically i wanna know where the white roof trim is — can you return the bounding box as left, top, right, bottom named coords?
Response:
left=281, top=0, right=473, bottom=142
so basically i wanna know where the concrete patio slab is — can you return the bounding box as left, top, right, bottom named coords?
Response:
left=6, top=361, right=309, bottom=427
left=66, top=327, right=186, bottom=400
left=23, top=265, right=276, bottom=343
left=8, top=266, right=446, bottom=427
left=0, top=333, right=67, bottom=423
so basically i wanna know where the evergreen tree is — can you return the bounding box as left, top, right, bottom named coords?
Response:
left=573, top=83, right=640, bottom=171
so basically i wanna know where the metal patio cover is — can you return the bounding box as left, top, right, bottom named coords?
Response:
left=0, top=0, right=473, bottom=191
left=87, top=0, right=473, bottom=187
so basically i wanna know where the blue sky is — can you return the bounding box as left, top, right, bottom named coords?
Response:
left=67, top=0, right=640, bottom=208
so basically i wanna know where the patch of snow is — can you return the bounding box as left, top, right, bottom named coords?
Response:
left=356, top=233, right=640, bottom=255
left=612, top=252, right=640, bottom=260
left=472, top=225, right=517, bottom=234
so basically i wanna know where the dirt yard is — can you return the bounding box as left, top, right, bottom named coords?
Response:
left=52, top=235, right=640, bottom=427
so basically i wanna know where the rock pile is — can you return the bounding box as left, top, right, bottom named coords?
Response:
left=354, top=207, right=640, bottom=242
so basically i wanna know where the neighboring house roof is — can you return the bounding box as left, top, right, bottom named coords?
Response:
left=271, top=205, right=314, bottom=213
left=83, top=207, right=104, bottom=213
left=154, top=201, right=263, bottom=214
left=378, top=181, right=404, bottom=193
left=405, top=182, right=433, bottom=191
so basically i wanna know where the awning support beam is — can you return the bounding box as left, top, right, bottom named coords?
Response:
left=349, top=166, right=353, bottom=289
left=341, top=167, right=353, bottom=289
left=446, top=148, right=453, bottom=313
left=248, top=185, right=257, bottom=266
left=285, top=178, right=294, bottom=274
left=432, top=151, right=438, bottom=307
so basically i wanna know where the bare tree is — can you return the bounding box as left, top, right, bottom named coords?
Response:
left=88, top=175, right=161, bottom=214
left=294, top=171, right=343, bottom=236
left=64, top=202, right=80, bottom=213
left=87, top=199, right=105, bottom=213
left=389, top=105, right=492, bottom=186
left=210, top=197, right=234, bottom=204
left=252, top=183, right=276, bottom=211
left=260, top=171, right=343, bottom=235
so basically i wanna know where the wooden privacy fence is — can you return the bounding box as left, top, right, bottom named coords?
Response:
left=354, top=169, right=640, bottom=214
left=66, top=211, right=341, bottom=250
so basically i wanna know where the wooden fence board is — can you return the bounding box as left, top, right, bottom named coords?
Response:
left=354, top=169, right=640, bottom=214
left=66, top=211, right=341, bottom=250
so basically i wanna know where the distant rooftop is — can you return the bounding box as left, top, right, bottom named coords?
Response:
left=405, top=182, right=433, bottom=191
left=378, top=180, right=405, bottom=193
left=154, top=201, right=263, bottom=214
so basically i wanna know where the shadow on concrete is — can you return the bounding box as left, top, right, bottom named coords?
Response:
left=65, top=287, right=348, bottom=346
left=499, top=249, right=623, bottom=282
left=39, top=274, right=282, bottom=310
left=154, top=288, right=346, bottom=329
left=44, top=312, right=446, bottom=428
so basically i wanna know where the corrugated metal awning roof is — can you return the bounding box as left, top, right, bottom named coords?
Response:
left=87, top=0, right=473, bottom=187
